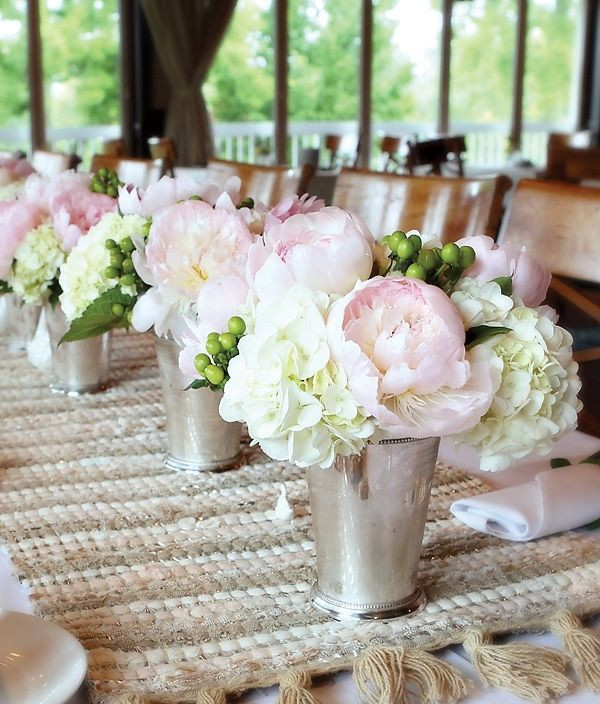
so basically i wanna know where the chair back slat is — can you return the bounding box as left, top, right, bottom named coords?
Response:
left=498, top=179, right=600, bottom=284
left=90, top=154, right=164, bottom=189
left=332, top=168, right=511, bottom=242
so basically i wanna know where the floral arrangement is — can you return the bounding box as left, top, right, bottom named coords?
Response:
left=59, top=173, right=324, bottom=345
left=0, top=170, right=117, bottom=306
left=0, top=156, right=35, bottom=201
left=182, top=211, right=581, bottom=472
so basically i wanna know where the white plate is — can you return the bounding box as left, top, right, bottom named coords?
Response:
left=0, top=610, right=87, bottom=704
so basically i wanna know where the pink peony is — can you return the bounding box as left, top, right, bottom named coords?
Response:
left=132, top=199, right=254, bottom=340
left=264, top=193, right=325, bottom=231
left=0, top=157, right=34, bottom=187
left=247, top=206, right=374, bottom=299
left=0, top=200, right=43, bottom=279
left=327, top=276, right=498, bottom=438
left=456, top=235, right=551, bottom=307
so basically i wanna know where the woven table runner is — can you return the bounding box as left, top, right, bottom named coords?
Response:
left=1, top=330, right=599, bottom=704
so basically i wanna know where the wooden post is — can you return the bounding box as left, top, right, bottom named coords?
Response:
left=509, top=0, right=528, bottom=153
left=437, top=0, right=452, bottom=135
left=358, top=0, right=373, bottom=168
left=119, top=0, right=134, bottom=155
left=27, top=0, right=45, bottom=151
left=274, top=0, right=288, bottom=165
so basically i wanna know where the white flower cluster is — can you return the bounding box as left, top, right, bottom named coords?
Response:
left=59, top=212, right=146, bottom=321
left=11, top=223, right=65, bottom=304
left=451, top=278, right=581, bottom=470
left=220, top=286, right=375, bottom=468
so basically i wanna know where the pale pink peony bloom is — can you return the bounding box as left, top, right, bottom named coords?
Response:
left=456, top=235, right=551, bottom=307
left=264, top=193, right=325, bottom=231
left=132, top=199, right=254, bottom=340
left=327, top=276, right=498, bottom=438
left=247, top=206, right=374, bottom=299
left=0, top=200, right=43, bottom=279
left=0, top=157, right=34, bottom=187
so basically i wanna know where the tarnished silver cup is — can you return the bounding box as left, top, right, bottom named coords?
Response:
left=155, top=336, right=242, bottom=472
left=45, top=304, right=111, bottom=395
left=307, top=436, right=440, bottom=621
left=1, top=293, right=41, bottom=352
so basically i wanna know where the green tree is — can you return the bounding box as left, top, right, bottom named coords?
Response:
left=0, top=0, right=29, bottom=129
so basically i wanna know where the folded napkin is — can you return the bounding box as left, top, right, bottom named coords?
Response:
left=450, top=463, right=600, bottom=541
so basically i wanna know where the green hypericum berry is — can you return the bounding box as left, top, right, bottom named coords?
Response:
left=441, top=242, right=460, bottom=265
left=91, top=180, right=104, bottom=193
left=219, top=332, right=237, bottom=350
left=122, top=258, right=134, bottom=273
left=408, top=233, right=422, bottom=252
left=228, top=316, right=246, bottom=336
left=381, top=235, right=390, bottom=246
left=106, top=186, right=117, bottom=198
left=105, top=266, right=119, bottom=279
left=388, top=230, right=405, bottom=252
left=206, top=339, right=223, bottom=356
left=194, top=353, right=210, bottom=374
left=98, top=168, right=108, bottom=179
left=458, top=245, right=476, bottom=268
left=204, top=364, right=225, bottom=385
left=105, top=239, right=118, bottom=249
left=110, top=251, right=124, bottom=266
left=418, top=249, right=437, bottom=271
left=125, top=310, right=133, bottom=325
left=111, top=303, right=125, bottom=317
left=121, top=236, right=134, bottom=253
left=406, top=263, right=427, bottom=280
left=207, top=332, right=220, bottom=343
left=396, top=239, right=414, bottom=260
left=120, top=273, right=136, bottom=286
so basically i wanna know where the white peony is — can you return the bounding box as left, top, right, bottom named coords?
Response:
left=452, top=306, right=581, bottom=470
left=450, top=277, right=514, bottom=328
left=59, top=212, right=147, bottom=321
left=220, top=285, right=375, bottom=468
left=11, top=223, right=65, bottom=304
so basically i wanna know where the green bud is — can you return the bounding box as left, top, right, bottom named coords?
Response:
left=206, top=338, right=223, bottom=356
left=440, top=243, right=460, bottom=265
left=110, top=250, right=124, bottom=266
left=106, top=185, right=117, bottom=198
left=204, top=364, right=225, bottom=385
left=194, top=353, right=210, bottom=374
left=104, top=266, right=119, bottom=279
left=111, top=303, right=125, bottom=317
left=408, top=233, right=422, bottom=252
left=120, top=236, right=134, bottom=253
left=218, top=332, right=237, bottom=350
left=388, top=230, right=406, bottom=253
left=121, top=258, right=134, bottom=273
left=207, top=332, right=220, bottom=343
left=98, top=168, right=108, bottom=179
left=91, top=180, right=104, bottom=193
left=458, top=245, right=476, bottom=268
left=105, top=239, right=118, bottom=249
left=120, top=273, right=136, bottom=286
left=228, top=316, right=246, bottom=336
left=238, top=197, right=255, bottom=209
left=396, top=239, right=414, bottom=260
left=380, top=235, right=390, bottom=246
left=418, top=249, right=437, bottom=271
left=125, top=310, right=133, bottom=325
left=405, top=263, right=427, bottom=280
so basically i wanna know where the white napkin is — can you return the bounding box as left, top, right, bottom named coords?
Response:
left=450, top=463, right=600, bottom=541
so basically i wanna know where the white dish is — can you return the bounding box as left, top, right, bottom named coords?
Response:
left=0, top=610, right=87, bottom=704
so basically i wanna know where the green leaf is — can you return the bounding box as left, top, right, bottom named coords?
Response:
left=550, top=457, right=571, bottom=469
left=0, top=279, right=12, bottom=294
left=185, top=379, right=209, bottom=390
left=582, top=517, right=600, bottom=531
left=582, top=450, right=600, bottom=466
left=465, top=325, right=512, bottom=350
left=491, top=276, right=513, bottom=296
left=60, top=286, right=136, bottom=343
left=47, top=278, right=62, bottom=309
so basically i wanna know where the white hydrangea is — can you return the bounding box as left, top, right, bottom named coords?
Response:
left=11, top=223, right=65, bottom=304
left=451, top=276, right=514, bottom=328
left=452, top=306, right=582, bottom=470
left=220, top=285, right=375, bottom=468
left=59, top=212, right=146, bottom=321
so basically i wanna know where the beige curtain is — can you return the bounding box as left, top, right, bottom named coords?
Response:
left=140, top=0, right=237, bottom=165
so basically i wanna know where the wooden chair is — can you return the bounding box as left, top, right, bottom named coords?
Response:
left=148, top=137, right=176, bottom=177
left=380, top=135, right=403, bottom=172
left=498, top=178, right=600, bottom=435
left=205, top=159, right=315, bottom=206
left=324, top=134, right=342, bottom=170
left=332, top=168, right=511, bottom=242
left=90, top=154, right=164, bottom=189
left=31, top=150, right=77, bottom=176
left=407, top=136, right=466, bottom=177
left=102, top=138, right=126, bottom=157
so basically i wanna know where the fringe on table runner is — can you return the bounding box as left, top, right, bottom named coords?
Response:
left=96, top=609, right=600, bottom=704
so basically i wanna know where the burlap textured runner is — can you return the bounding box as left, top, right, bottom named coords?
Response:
left=1, top=331, right=599, bottom=703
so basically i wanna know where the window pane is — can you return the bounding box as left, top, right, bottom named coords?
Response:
left=205, top=0, right=275, bottom=162
left=450, top=0, right=517, bottom=165
left=41, top=0, right=120, bottom=163
left=288, top=0, right=361, bottom=165
left=0, top=0, right=29, bottom=153
left=522, top=0, right=581, bottom=164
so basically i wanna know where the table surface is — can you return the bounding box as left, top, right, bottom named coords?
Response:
left=2, top=430, right=600, bottom=704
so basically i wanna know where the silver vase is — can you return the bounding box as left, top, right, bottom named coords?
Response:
left=307, top=436, right=440, bottom=621
left=155, top=336, right=242, bottom=472
left=45, top=304, right=111, bottom=395
left=1, top=293, right=41, bottom=352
